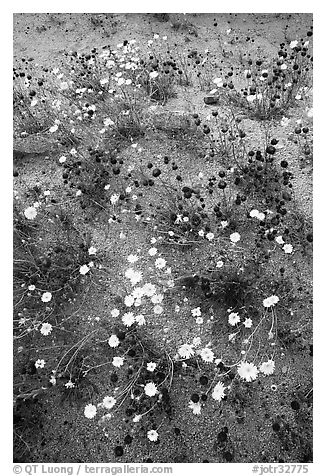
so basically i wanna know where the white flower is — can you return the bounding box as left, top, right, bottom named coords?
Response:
left=191, top=307, right=201, bottom=317
left=200, top=347, right=214, bottom=363
left=263, top=295, right=279, bottom=308
left=84, top=403, right=97, bottom=419
left=103, top=396, right=116, bottom=409
left=151, top=294, right=163, bottom=304
left=122, top=312, right=135, bottom=327
left=228, top=333, right=237, bottom=342
left=290, top=40, right=298, bottom=49
left=65, top=381, right=75, bottom=389
left=283, top=244, right=293, bottom=254
left=40, top=323, right=53, bottom=336
left=259, top=359, right=275, bottom=376
left=250, top=209, right=259, bottom=218
left=280, top=63, right=287, bottom=70
left=230, top=232, right=241, bottom=243
left=135, top=314, right=146, bottom=326
left=124, top=295, right=135, bottom=307
left=228, top=312, right=240, bottom=326
left=188, top=400, right=201, bottom=415
left=28, top=285, right=35, bottom=291
left=127, top=254, right=138, bottom=263
left=150, top=237, right=157, bottom=244
left=148, top=247, right=158, bottom=256
left=275, top=236, right=284, bottom=245
left=24, top=206, right=37, bottom=220
left=35, top=359, right=45, bottom=369
left=192, top=337, right=201, bottom=347
left=149, top=71, right=159, bottom=79
left=125, top=268, right=143, bottom=285
left=147, top=429, right=159, bottom=441
left=243, top=318, right=253, bottom=328
left=79, top=264, right=90, bottom=275
left=178, top=344, right=195, bottom=359
left=41, top=292, right=52, bottom=303
left=237, top=361, right=258, bottom=382
left=153, top=304, right=163, bottom=315
left=142, top=283, right=156, bottom=297
left=147, top=362, right=157, bottom=372
left=155, top=258, right=166, bottom=269
left=198, top=229, right=205, bottom=237
left=60, top=81, right=69, bottom=90
left=49, top=124, right=58, bottom=133
left=59, top=156, right=67, bottom=163
left=196, top=317, right=203, bottom=325
left=221, top=220, right=228, bottom=228
left=131, top=287, right=143, bottom=299
left=112, top=356, right=124, bottom=368
left=133, top=415, right=142, bottom=423
left=212, top=382, right=226, bottom=402
left=144, top=382, right=158, bottom=397
left=131, top=271, right=143, bottom=285
left=281, top=116, right=290, bottom=127
left=206, top=232, right=214, bottom=241
left=111, top=308, right=120, bottom=318
left=88, top=246, right=97, bottom=255
left=216, top=260, right=224, bottom=268
left=108, top=334, right=120, bottom=348
left=257, top=212, right=265, bottom=221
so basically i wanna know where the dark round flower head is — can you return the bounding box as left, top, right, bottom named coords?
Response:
left=199, top=375, right=208, bottom=385
left=223, top=451, right=233, bottom=462
left=124, top=435, right=133, bottom=445
left=266, top=146, right=276, bottom=155
left=152, top=168, right=161, bottom=178
left=291, top=400, right=300, bottom=411
left=191, top=393, right=200, bottom=403
left=272, top=422, right=280, bottom=432
left=114, top=446, right=124, bottom=457
left=218, top=180, right=227, bottom=190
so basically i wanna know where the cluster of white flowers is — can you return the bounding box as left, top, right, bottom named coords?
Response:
left=250, top=209, right=266, bottom=221
left=237, top=359, right=275, bottom=382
